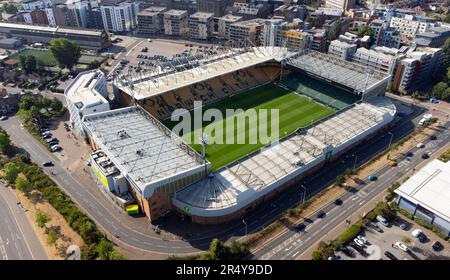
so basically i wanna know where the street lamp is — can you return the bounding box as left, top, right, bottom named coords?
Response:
left=353, top=154, right=358, bottom=170
left=242, top=220, right=247, bottom=236
left=387, top=132, right=394, bottom=149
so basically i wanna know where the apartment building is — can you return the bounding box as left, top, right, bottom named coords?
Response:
left=189, top=12, right=214, bottom=40
left=391, top=47, right=443, bottom=94
left=351, top=47, right=397, bottom=75
left=137, top=6, right=167, bottom=35
left=196, top=0, right=233, bottom=17
left=414, top=25, right=450, bottom=48
left=325, top=0, right=356, bottom=11
left=369, top=19, right=401, bottom=49
left=163, top=9, right=188, bottom=37
left=101, top=1, right=139, bottom=33
left=229, top=19, right=266, bottom=46
left=328, top=40, right=357, bottom=60
left=390, top=15, right=435, bottom=44
left=21, top=0, right=52, bottom=12
left=218, top=14, right=242, bottom=40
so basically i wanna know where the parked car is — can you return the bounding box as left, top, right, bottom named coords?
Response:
left=0, top=116, right=8, bottom=121
left=356, top=235, right=368, bottom=245
left=50, top=145, right=62, bottom=152
left=432, top=241, right=443, bottom=252
left=340, top=246, right=354, bottom=257
left=399, top=222, right=408, bottom=230
left=369, top=222, right=382, bottom=232
left=354, top=238, right=365, bottom=248
left=411, top=229, right=423, bottom=238
left=46, top=137, right=58, bottom=143
left=393, top=242, right=409, bottom=252
left=42, top=134, right=52, bottom=139
left=376, top=215, right=390, bottom=227
left=41, top=131, right=50, bottom=136
left=42, top=161, right=53, bottom=167
left=421, top=153, right=430, bottom=159
left=384, top=251, right=397, bottom=260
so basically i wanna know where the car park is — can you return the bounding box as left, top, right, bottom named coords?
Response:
left=384, top=251, right=397, bottom=260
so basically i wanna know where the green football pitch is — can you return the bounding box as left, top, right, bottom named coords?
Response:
left=164, top=84, right=336, bottom=171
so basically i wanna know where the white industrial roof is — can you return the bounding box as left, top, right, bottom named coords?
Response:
left=115, top=47, right=294, bottom=100
left=0, top=22, right=103, bottom=36
left=395, top=159, right=450, bottom=221
left=173, top=97, right=396, bottom=216
left=82, top=106, right=207, bottom=198
left=65, top=70, right=108, bottom=110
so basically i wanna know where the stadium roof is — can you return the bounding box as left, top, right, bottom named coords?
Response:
left=173, top=97, right=396, bottom=216
left=115, top=47, right=294, bottom=100
left=83, top=106, right=208, bottom=198
left=0, top=22, right=104, bottom=36
left=395, top=159, right=450, bottom=221
left=287, top=49, right=390, bottom=94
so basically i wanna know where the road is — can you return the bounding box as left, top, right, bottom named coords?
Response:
left=0, top=97, right=435, bottom=257
left=0, top=184, right=47, bottom=260
left=252, top=118, right=450, bottom=260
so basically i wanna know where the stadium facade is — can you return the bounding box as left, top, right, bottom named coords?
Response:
left=81, top=46, right=396, bottom=224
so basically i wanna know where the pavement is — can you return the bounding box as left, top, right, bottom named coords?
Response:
left=250, top=113, right=450, bottom=260
left=0, top=184, right=47, bottom=260
left=0, top=95, right=445, bottom=259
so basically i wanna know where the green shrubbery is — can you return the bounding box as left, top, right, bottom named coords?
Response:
left=336, top=224, right=362, bottom=246
left=170, top=239, right=249, bottom=260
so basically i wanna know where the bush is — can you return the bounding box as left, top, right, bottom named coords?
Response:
left=47, top=230, right=59, bottom=246
left=35, top=209, right=51, bottom=228
left=336, top=224, right=362, bottom=246
left=81, top=244, right=98, bottom=260
left=312, top=250, right=324, bottom=260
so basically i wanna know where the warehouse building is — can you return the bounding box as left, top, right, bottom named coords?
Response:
left=395, top=159, right=450, bottom=237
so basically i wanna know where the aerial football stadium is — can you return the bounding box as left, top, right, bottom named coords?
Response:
left=82, top=46, right=395, bottom=224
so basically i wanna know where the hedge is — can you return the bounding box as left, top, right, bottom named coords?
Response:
left=336, top=223, right=362, bottom=246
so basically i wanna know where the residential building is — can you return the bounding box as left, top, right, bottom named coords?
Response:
left=390, top=14, right=436, bottom=44
left=137, top=7, right=167, bottom=35
left=100, top=1, right=140, bottom=33
left=189, top=12, right=214, bottom=40
left=351, top=47, right=397, bottom=75
left=218, top=14, right=242, bottom=40
left=226, top=2, right=271, bottom=21
left=304, top=29, right=327, bottom=52
left=21, top=0, right=52, bottom=12
left=229, top=18, right=266, bottom=46
left=163, top=9, right=188, bottom=37
left=52, top=4, right=71, bottom=26
left=391, top=47, right=443, bottom=94
left=328, top=40, right=357, bottom=60
left=88, top=8, right=105, bottom=29
left=196, top=0, right=233, bottom=17
left=325, top=0, right=356, bottom=11
left=369, top=19, right=401, bottom=49
left=30, top=9, right=49, bottom=25
left=67, top=1, right=91, bottom=28
left=414, top=25, right=450, bottom=48
left=395, top=159, right=450, bottom=237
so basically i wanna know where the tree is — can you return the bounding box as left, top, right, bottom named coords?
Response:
left=48, top=38, right=81, bottom=69
left=2, top=3, right=18, bottom=14
left=109, top=250, right=127, bottom=260
left=19, top=55, right=37, bottom=74
left=50, top=98, right=63, bottom=113
left=357, top=25, right=374, bottom=39
left=15, top=175, right=32, bottom=194
left=430, top=82, right=448, bottom=99
left=96, top=238, right=114, bottom=260
left=35, top=210, right=51, bottom=228
left=328, top=21, right=343, bottom=41
left=3, top=162, right=20, bottom=184
left=0, top=128, right=11, bottom=154
left=444, top=14, right=450, bottom=24
left=47, top=230, right=59, bottom=246
left=335, top=175, right=345, bottom=186
left=88, top=60, right=101, bottom=70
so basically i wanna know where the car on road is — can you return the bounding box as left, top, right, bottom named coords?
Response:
left=368, top=175, right=377, bottom=181
left=421, top=153, right=429, bottom=159
left=430, top=135, right=437, bottom=140
left=406, top=151, right=414, bottom=157
left=416, top=142, right=425, bottom=148
left=432, top=241, right=443, bottom=252
left=317, top=210, right=326, bottom=219
left=384, top=251, right=397, bottom=260
left=388, top=160, right=397, bottom=167
left=42, top=161, right=53, bottom=167
left=369, top=222, right=383, bottom=232
left=334, top=199, right=343, bottom=205
left=376, top=215, right=390, bottom=227
left=297, top=223, right=306, bottom=231
left=393, top=242, right=409, bottom=252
